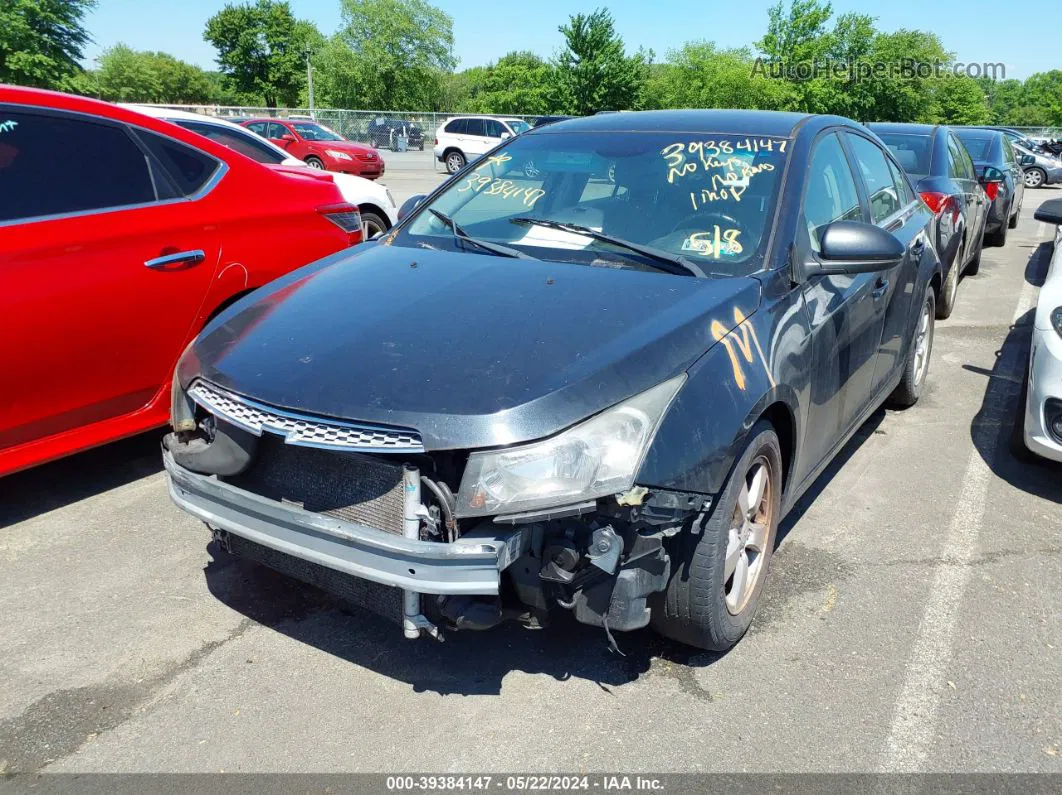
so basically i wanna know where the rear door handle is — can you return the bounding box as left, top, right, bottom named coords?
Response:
left=911, top=238, right=926, bottom=256
left=144, top=249, right=205, bottom=270
left=872, top=277, right=889, bottom=300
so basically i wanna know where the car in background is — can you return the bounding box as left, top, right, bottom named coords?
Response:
left=242, top=118, right=384, bottom=179
left=124, top=106, right=397, bottom=238
left=433, top=115, right=532, bottom=174
left=0, top=86, right=363, bottom=477
left=869, top=122, right=989, bottom=318
left=1012, top=142, right=1062, bottom=189
left=954, top=128, right=1025, bottom=247
left=1025, top=198, right=1062, bottom=460
left=164, top=109, right=940, bottom=653
left=367, top=117, right=425, bottom=151
left=532, top=115, right=575, bottom=128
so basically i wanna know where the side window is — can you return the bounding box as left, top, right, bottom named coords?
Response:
left=1002, top=137, right=1015, bottom=164
left=958, top=143, right=976, bottom=180
left=886, top=158, right=912, bottom=205
left=245, top=122, right=268, bottom=137
left=267, top=122, right=289, bottom=140
left=177, top=121, right=285, bottom=165
left=945, top=136, right=961, bottom=179
left=847, top=133, right=903, bottom=223
left=802, top=132, right=862, bottom=252
left=465, top=118, right=486, bottom=137
left=484, top=119, right=504, bottom=139
left=444, top=118, right=466, bottom=135
left=132, top=129, right=220, bottom=196
left=0, top=108, right=156, bottom=223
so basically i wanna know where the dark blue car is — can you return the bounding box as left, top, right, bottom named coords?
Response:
left=955, top=127, right=1026, bottom=248
left=869, top=122, right=990, bottom=319
left=164, top=110, right=942, bottom=652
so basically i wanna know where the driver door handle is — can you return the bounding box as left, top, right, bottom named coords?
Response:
left=145, top=249, right=205, bottom=271
left=872, top=276, right=889, bottom=300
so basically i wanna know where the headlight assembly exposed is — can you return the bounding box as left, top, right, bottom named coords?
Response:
left=455, top=374, right=686, bottom=518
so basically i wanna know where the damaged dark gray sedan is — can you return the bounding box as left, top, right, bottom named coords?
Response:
left=165, top=110, right=941, bottom=651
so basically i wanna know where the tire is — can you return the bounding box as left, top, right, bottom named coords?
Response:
left=888, top=287, right=935, bottom=408
left=418, top=143, right=424, bottom=151
left=360, top=211, right=388, bottom=240
left=966, top=235, right=982, bottom=275
left=651, top=421, right=782, bottom=651
left=1009, top=201, right=1020, bottom=229
left=985, top=216, right=1008, bottom=247
left=936, top=238, right=963, bottom=320
left=1024, top=168, right=1045, bottom=189
left=445, top=150, right=466, bottom=174
left=305, top=156, right=325, bottom=170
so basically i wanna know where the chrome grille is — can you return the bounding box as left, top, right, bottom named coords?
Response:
left=188, top=380, right=424, bottom=453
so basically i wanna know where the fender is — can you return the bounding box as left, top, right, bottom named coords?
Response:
left=636, top=278, right=810, bottom=501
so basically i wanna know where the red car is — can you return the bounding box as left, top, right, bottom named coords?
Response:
left=241, top=118, right=385, bottom=179
left=0, top=86, right=363, bottom=477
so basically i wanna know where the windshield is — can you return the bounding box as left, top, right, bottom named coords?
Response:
left=291, top=122, right=344, bottom=142
left=399, top=131, right=789, bottom=275
left=505, top=119, right=531, bottom=135
left=876, top=133, right=931, bottom=176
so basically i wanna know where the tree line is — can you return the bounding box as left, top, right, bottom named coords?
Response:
left=2, top=0, right=1061, bottom=126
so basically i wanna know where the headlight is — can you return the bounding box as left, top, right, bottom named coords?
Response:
left=456, top=374, right=686, bottom=518
left=1051, top=307, right=1062, bottom=337
left=326, top=150, right=352, bottom=160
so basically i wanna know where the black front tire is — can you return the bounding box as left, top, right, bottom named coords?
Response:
left=651, top=421, right=782, bottom=651
left=888, top=288, right=935, bottom=408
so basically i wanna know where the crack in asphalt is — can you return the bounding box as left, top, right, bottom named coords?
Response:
left=0, top=618, right=254, bottom=775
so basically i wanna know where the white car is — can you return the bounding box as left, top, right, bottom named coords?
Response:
left=1025, top=197, right=1062, bottom=460
left=433, top=115, right=531, bottom=174
left=123, top=105, right=397, bottom=237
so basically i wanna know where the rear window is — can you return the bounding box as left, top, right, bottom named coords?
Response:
left=133, top=128, right=220, bottom=195
left=876, top=133, right=932, bottom=176
left=0, top=108, right=156, bottom=222
left=955, top=133, right=993, bottom=161
left=176, top=120, right=285, bottom=165
left=444, top=118, right=466, bottom=134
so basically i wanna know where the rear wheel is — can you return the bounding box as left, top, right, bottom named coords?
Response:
left=445, top=150, right=466, bottom=174
left=305, top=156, right=325, bottom=170
left=651, top=421, right=782, bottom=651
left=937, top=238, right=963, bottom=319
left=1009, top=201, right=1021, bottom=229
left=986, top=216, right=1008, bottom=247
left=361, top=211, right=388, bottom=240
left=888, top=288, right=935, bottom=408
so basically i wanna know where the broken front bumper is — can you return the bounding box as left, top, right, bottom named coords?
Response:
left=163, top=449, right=523, bottom=596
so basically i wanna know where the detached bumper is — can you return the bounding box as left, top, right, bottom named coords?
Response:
left=164, top=449, right=521, bottom=595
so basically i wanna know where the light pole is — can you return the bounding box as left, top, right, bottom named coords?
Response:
left=305, top=48, right=314, bottom=115
left=93, top=57, right=101, bottom=99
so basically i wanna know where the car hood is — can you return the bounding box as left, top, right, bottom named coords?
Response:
left=182, top=244, right=761, bottom=450
left=315, top=141, right=379, bottom=157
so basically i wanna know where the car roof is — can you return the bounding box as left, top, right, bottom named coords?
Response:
left=526, top=109, right=815, bottom=137
left=954, top=127, right=997, bottom=139
left=866, top=122, right=939, bottom=136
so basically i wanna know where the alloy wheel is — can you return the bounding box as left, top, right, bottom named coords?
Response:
left=446, top=153, right=464, bottom=173
left=725, top=456, right=774, bottom=615
left=1024, top=169, right=1044, bottom=188
left=912, top=297, right=933, bottom=385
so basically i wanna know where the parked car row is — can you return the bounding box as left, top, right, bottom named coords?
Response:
left=432, top=115, right=533, bottom=173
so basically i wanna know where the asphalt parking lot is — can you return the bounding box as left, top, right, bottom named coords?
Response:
left=1, top=174, right=1060, bottom=775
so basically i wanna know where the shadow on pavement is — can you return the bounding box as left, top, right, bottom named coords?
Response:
left=0, top=430, right=165, bottom=527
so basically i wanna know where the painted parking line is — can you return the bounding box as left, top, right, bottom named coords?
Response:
left=878, top=221, right=1046, bottom=772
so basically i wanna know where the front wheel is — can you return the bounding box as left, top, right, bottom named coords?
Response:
left=361, top=211, right=388, bottom=240
left=888, top=288, right=935, bottom=408
left=651, top=421, right=782, bottom=651
left=445, top=150, right=466, bottom=174
left=1024, top=168, right=1045, bottom=189
left=937, top=238, right=963, bottom=319
left=305, top=156, right=325, bottom=170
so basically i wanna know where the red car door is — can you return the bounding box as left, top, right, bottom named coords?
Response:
left=0, top=105, right=221, bottom=453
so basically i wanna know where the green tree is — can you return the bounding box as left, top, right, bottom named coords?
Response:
left=84, top=45, right=216, bottom=104
left=555, top=8, right=649, bottom=114
left=930, top=74, right=990, bottom=125
left=465, top=52, right=558, bottom=115
left=648, top=42, right=791, bottom=111
left=0, top=0, right=95, bottom=88
left=865, top=29, right=952, bottom=122
left=979, top=77, right=1025, bottom=125
left=204, top=0, right=320, bottom=107
left=334, top=0, right=456, bottom=110
left=1021, top=70, right=1062, bottom=125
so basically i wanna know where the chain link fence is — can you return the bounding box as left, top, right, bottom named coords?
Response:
left=144, top=105, right=539, bottom=150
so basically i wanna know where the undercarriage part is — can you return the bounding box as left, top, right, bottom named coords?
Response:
left=436, top=595, right=530, bottom=631
left=572, top=535, right=670, bottom=632
left=420, top=475, right=458, bottom=541
left=403, top=465, right=441, bottom=640
left=587, top=525, right=621, bottom=574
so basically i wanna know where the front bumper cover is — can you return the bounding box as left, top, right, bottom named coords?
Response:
left=164, top=449, right=523, bottom=595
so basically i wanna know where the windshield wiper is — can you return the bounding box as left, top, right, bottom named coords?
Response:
left=509, top=217, right=704, bottom=277
left=428, top=209, right=536, bottom=260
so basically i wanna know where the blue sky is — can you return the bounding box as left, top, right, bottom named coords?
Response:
left=82, top=0, right=1050, bottom=80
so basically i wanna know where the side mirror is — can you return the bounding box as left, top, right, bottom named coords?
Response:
left=500, top=132, right=511, bottom=140
left=1020, top=154, right=1036, bottom=167
left=397, top=194, right=426, bottom=222
left=808, top=220, right=906, bottom=275
left=278, top=134, right=296, bottom=145
left=980, top=165, right=1005, bottom=184
left=1034, top=198, right=1062, bottom=225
